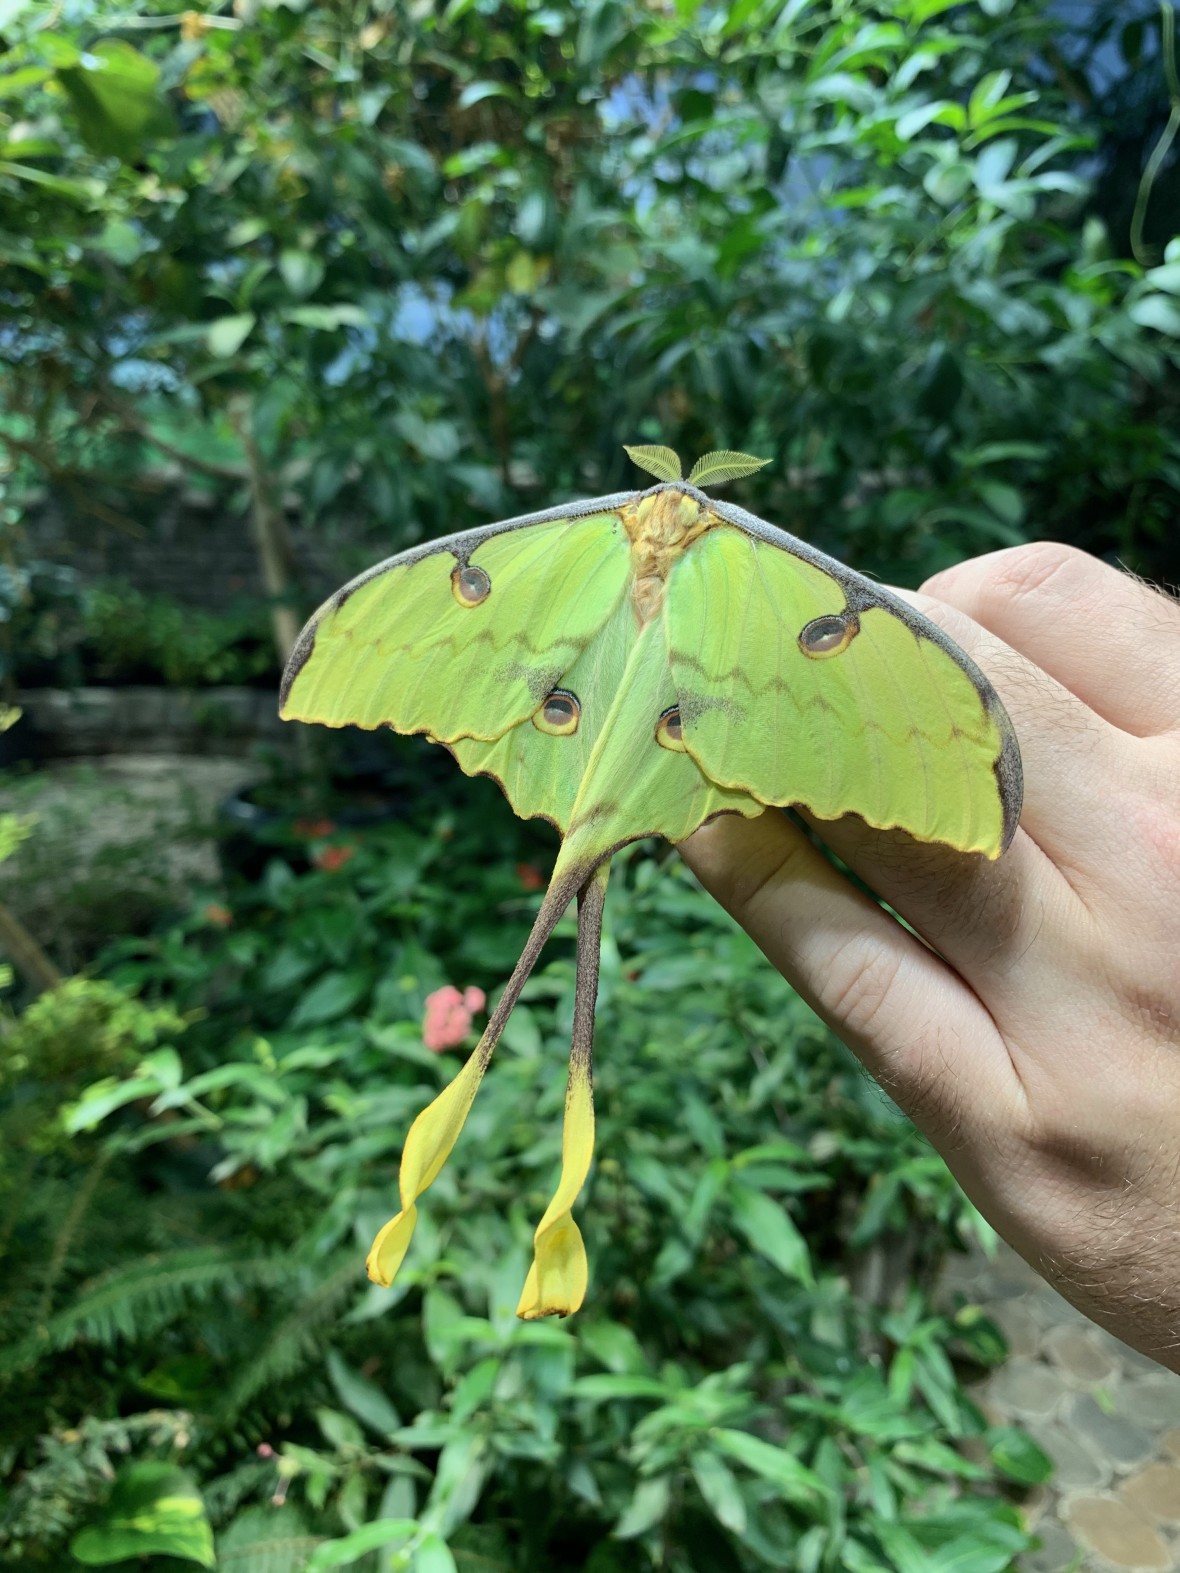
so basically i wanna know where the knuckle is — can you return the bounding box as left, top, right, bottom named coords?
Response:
left=825, top=938, right=906, bottom=1041
left=926, top=541, right=1089, bottom=618
left=1134, top=794, right=1180, bottom=885
left=822, top=941, right=973, bottom=1141
left=976, top=541, right=1089, bottom=611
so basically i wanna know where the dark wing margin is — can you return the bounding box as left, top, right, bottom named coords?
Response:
left=278, top=491, right=638, bottom=714
left=704, top=491, right=1024, bottom=852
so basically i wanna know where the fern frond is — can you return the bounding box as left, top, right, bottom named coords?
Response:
left=0, top=1249, right=290, bottom=1377
left=219, top=1255, right=363, bottom=1420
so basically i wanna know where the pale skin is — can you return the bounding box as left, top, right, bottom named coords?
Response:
left=680, top=542, right=1180, bottom=1371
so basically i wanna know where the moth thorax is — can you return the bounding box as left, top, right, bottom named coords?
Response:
left=623, top=490, right=711, bottom=625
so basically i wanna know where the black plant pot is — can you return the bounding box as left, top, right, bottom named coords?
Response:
left=215, top=783, right=409, bottom=882
left=0, top=708, right=41, bottom=771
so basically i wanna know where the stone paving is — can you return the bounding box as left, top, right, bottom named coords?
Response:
left=0, top=753, right=256, bottom=886
left=943, top=1244, right=1180, bottom=1572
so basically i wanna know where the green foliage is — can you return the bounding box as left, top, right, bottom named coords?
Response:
left=0, top=808, right=32, bottom=862
left=0, top=973, right=184, bottom=1156
left=75, top=582, right=275, bottom=688
left=0, top=781, right=1034, bottom=1569
left=0, top=0, right=1176, bottom=584
left=0, top=1411, right=196, bottom=1563
left=4, top=575, right=274, bottom=688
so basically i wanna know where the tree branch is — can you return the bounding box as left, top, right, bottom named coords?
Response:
left=0, top=901, right=62, bottom=996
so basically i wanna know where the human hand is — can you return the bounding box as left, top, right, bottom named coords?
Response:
left=679, top=543, right=1180, bottom=1369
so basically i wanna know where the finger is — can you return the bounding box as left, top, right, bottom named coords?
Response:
left=923, top=542, right=1180, bottom=740
left=795, top=810, right=1086, bottom=1012
left=892, top=588, right=1133, bottom=884
left=678, top=810, right=1019, bottom=1136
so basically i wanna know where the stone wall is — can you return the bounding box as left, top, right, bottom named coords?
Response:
left=25, top=485, right=362, bottom=611
left=18, top=686, right=291, bottom=758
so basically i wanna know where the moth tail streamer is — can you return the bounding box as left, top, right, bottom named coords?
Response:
left=366, top=841, right=611, bottom=1290
left=517, top=858, right=611, bottom=1320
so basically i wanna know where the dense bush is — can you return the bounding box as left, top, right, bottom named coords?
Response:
left=6, top=577, right=274, bottom=689
left=0, top=780, right=1048, bottom=1570
left=1, top=0, right=1177, bottom=594
left=74, top=582, right=272, bottom=689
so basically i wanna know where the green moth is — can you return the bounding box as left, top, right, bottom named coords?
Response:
left=280, top=443, right=1022, bottom=1318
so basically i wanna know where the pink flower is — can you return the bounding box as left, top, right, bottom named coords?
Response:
left=423, top=984, right=486, bottom=1052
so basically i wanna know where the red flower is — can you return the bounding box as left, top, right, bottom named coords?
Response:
left=294, top=817, right=337, bottom=838
left=516, top=862, right=546, bottom=891
left=313, top=844, right=356, bottom=872
left=203, top=902, right=233, bottom=927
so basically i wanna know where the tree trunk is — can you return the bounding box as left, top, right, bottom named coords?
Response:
left=232, top=398, right=303, bottom=665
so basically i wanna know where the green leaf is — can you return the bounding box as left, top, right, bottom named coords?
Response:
left=711, top=1429, right=827, bottom=1505
left=393, top=411, right=463, bottom=462
left=924, top=1537, right=1021, bottom=1573
left=317, top=1405, right=364, bottom=1451
left=1128, top=295, right=1180, bottom=337
left=690, top=1450, right=747, bottom=1536
left=968, top=70, right=1011, bottom=123
left=457, top=81, right=514, bottom=109
left=0, top=64, right=52, bottom=100
left=0, top=160, right=101, bottom=200
left=987, top=1426, right=1052, bottom=1485
left=923, top=161, right=973, bottom=206
left=91, top=219, right=143, bottom=265
left=895, top=102, right=964, bottom=140
left=614, top=1476, right=670, bottom=1539
left=57, top=40, right=174, bottom=161
left=306, top=1520, right=419, bottom=1572
left=207, top=313, right=257, bottom=358
left=71, top=1464, right=214, bottom=1567
left=729, top=1185, right=814, bottom=1285
left=63, top=1048, right=183, bottom=1133
left=441, top=141, right=502, bottom=177
left=414, top=1535, right=459, bottom=1573
left=570, top=1373, right=670, bottom=1401
left=327, top=1349, right=402, bottom=1437
left=579, top=1319, right=648, bottom=1374
left=279, top=249, right=326, bottom=299
left=288, top=970, right=370, bottom=1027
left=285, top=303, right=369, bottom=330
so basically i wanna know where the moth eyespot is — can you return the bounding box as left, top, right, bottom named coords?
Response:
left=451, top=563, right=491, bottom=607
left=533, top=688, right=580, bottom=736
left=798, top=613, right=857, bottom=658
left=655, top=704, right=687, bottom=752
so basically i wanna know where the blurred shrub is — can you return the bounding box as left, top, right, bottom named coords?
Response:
left=0, top=0, right=1176, bottom=590
left=76, top=583, right=274, bottom=689
left=6, top=578, right=274, bottom=689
